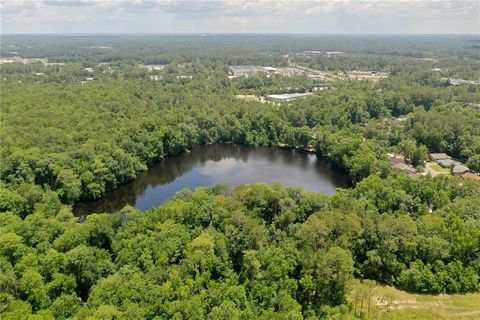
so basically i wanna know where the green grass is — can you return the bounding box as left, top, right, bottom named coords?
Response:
left=427, top=163, right=451, bottom=173
left=349, top=280, right=480, bottom=319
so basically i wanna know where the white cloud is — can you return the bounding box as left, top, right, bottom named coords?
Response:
left=1, top=0, right=478, bottom=33
left=304, top=0, right=478, bottom=17
left=44, top=0, right=94, bottom=7
left=225, top=0, right=293, bottom=17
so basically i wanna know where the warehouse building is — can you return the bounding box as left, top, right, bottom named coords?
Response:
left=266, top=92, right=314, bottom=102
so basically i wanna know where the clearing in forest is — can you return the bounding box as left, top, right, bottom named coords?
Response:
left=350, top=280, right=480, bottom=319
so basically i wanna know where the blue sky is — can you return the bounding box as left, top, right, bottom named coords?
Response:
left=1, top=0, right=478, bottom=34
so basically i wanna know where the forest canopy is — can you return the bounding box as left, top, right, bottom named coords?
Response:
left=1, top=34, right=480, bottom=319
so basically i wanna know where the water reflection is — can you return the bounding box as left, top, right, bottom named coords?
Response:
left=73, top=144, right=346, bottom=215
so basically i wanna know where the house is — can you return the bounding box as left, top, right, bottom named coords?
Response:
left=304, top=145, right=316, bottom=153
left=387, top=153, right=419, bottom=176
left=462, top=172, right=480, bottom=181
left=84, top=67, right=94, bottom=73
left=429, top=153, right=451, bottom=161
left=452, top=164, right=469, bottom=175
left=437, top=159, right=456, bottom=168
left=393, top=162, right=417, bottom=174
left=389, top=155, right=406, bottom=165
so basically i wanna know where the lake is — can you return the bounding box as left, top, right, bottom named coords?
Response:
left=73, top=144, right=347, bottom=215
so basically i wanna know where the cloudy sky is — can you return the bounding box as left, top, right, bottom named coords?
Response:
left=1, top=0, right=478, bottom=34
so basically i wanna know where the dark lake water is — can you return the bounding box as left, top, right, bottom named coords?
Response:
left=73, top=144, right=347, bottom=215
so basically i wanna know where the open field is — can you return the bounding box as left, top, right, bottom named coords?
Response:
left=426, top=162, right=451, bottom=174
left=349, top=280, right=480, bottom=319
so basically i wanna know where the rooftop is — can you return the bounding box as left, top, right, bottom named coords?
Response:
left=462, top=172, right=480, bottom=181
left=437, top=159, right=456, bottom=168
left=389, top=155, right=406, bottom=165
left=452, top=164, right=469, bottom=175
left=393, top=162, right=417, bottom=174
left=266, top=92, right=314, bottom=101
left=429, top=153, right=451, bottom=161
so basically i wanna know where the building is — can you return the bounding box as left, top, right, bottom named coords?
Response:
left=326, top=51, right=345, bottom=56
left=393, top=162, right=418, bottom=175
left=84, top=67, right=94, bottom=73
left=142, top=65, right=165, bottom=72
left=45, top=62, right=65, bottom=66
left=262, top=67, right=277, bottom=72
left=388, top=153, right=419, bottom=177
left=235, top=95, right=257, bottom=102
left=266, top=92, right=314, bottom=102
left=437, top=159, right=456, bottom=168
left=228, top=66, right=268, bottom=77
left=443, top=78, right=480, bottom=86
left=229, top=66, right=309, bottom=78
left=347, top=70, right=389, bottom=80
left=429, top=153, right=451, bottom=161
left=462, top=172, right=480, bottom=181
left=304, top=145, right=316, bottom=153
left=275, top=67, right=305, bottom=77
left=307, top=74, right=331, bottom=81
left=296, top=51, right=345, bottom=57
left=452, top=164, right=469, bottom=175
left=296, top=51, right=322, bottom=57
left=388, top=154, right=417, bottom=173
left=389, top=154, right=406, bottom=165
left=4, top=51, right=18, bottom=57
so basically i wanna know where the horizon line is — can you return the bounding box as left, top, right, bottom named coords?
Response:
left=1, top=32, right=479, bottom=37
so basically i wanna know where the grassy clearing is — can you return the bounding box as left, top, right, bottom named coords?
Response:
left=427, top=162, right=451, bottom=174
left=349, top=280, right=480, bottom=319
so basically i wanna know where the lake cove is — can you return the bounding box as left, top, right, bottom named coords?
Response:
left=73, top=144, right=347, bottom=215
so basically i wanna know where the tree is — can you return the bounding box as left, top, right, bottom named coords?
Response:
left=301, top=247, right=354, bottom=307
left=467, top=154, right=480, bottom=173
left=64, top=245, right=114, bottom=300
left=19, top=269, right=50, bottom=311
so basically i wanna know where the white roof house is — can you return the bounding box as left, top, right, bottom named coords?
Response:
left=266, top=92, right=314, bottom=102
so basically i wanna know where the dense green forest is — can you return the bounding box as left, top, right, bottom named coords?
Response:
left=1, top=180, right=479, bottom=319
left=1, top=35, right=480, bottom=319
